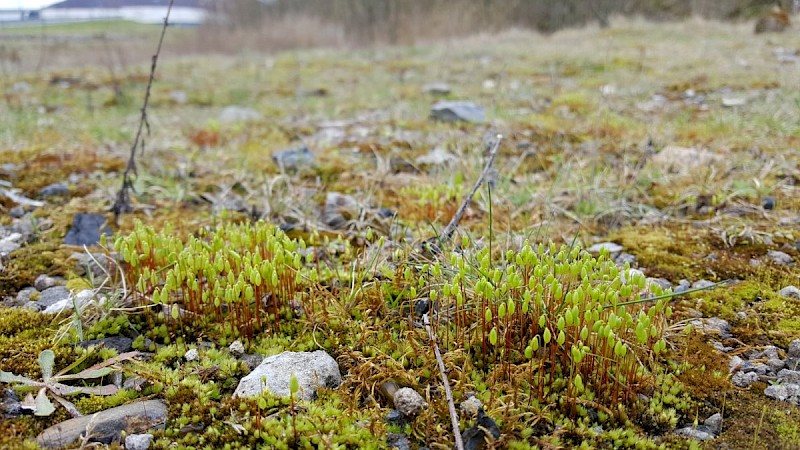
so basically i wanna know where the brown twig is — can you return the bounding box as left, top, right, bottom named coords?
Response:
left=439, top=134, right=503, bottom=243
left=111, top=0, right=175, bottom=222
left=423, top=313, right=464, bottom=450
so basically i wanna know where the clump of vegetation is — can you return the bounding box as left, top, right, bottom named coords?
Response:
left=115, top=220, right=303, bottom=343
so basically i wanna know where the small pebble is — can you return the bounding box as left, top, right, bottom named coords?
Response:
left=229, top=340, right=245, bottom=355
left=184, top=349, right=199, bottom=362
left=762, top=196, right=776, bottom=210
left=393, top=388, right=427, bottom=418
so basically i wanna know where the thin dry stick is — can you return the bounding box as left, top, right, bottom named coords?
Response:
left=439, top=135, right=503, bottom=242
left=111, top=0, right=175, bottom=221
left=423, top=313, right=464, bottom=450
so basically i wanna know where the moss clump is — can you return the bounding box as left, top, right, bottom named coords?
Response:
left=0, top=308, right=70, bottom=378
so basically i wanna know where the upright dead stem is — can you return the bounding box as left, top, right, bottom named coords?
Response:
left=111, top=0, right=175, bottom=222
left=439, top=135, right=502, bottom=243
left=424, top=312, right=464, bottom=450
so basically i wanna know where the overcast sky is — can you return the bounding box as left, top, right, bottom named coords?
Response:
left=0, top=0, right=58, bottom=9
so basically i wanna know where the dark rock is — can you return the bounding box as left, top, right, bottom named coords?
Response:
left=377, top=208, right=396, bottom=219
left=63, top=213, right=112, bottom=247
left=39, top=183, right=69, bottom=198
left=414, top=299, right=430, bottom=318
left=36, top=400, right=167, bottom=449
left=34, top=274, right=60, bottom=291
left=1, top=389, right=21, bottom=419
left=430, top=101, right=486, bottom=123
left=78, top=336, right=133, bottom=354
left=272, top=146, right=314, bottom=172
left=386, top=432, right=411, bottom=450
left=462, top=408, right=501, bottom=450
left=704, top=413, right=723, bottom=435
left=762, top=196, right=776, bottom=210
left=385, top=409, right=406, bottom=426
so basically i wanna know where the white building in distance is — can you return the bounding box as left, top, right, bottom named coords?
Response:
left=41, top=0, right=210, bottom=25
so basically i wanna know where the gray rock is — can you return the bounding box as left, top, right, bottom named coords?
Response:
left=430, top=101, right=486, bottom=123
left=778, top=286, right=800, bottom=300
left=219, top=106, right=262, bottom=123
left=0, top=232, right=22, bottom=257
left=729, top=356, right=744, bottom=373
left=9, top=206, right=24, bottom=218
left=767, top=358, right=786, bottom=372
left=229, top=340, right=245, bottom=355
left=16, top=286, right=38, bottom=304
left=675, top=279, right=692, bottom=293
left=652, top=146, right=719, bottom=175
left=423, top=82, right=451, bottom=96
left=125, top=433, right=153, bottom=450
left=415, top=147, right=456, bottom=166
left=789, top=339, right=800, bottom=359
left=386, top=409, right=406, bottom=426
left=71, top=252, right=111, bottom=279
left=777, top=370, right=800, bottom=384
left=79, top=336, right=133, bottom=354
left=239, top=353, right=264, bottom=372
left=10, top=81, right=32, bottom=94
left=758, top=346, right=781, bottom=360
left=324, top=192, right=359, bottom=220
left=37, top=286, right=71, bottom=308
left=692, top=279, right=715, bottom=289
left=587, top=242, right=623, bottom=253
left=272, top=146, right=314, bottom=172
left=647, top=277, right=671, bottom=291
left=387, top=432, right=411, bottom=450
left=675, top=426, right=714, bottom=441
left=764, top=383, right=800, bottom=405
left=704, top=413, right=722, bottom=435
left=767, top=250, right=794, bottom=266
left=690, top=317, right=731, bottom=339
left=43, top=289, right=98, bottom=315
left=393, top=387, right=426, bottom=418
left=39, top=182, right=69, bottom=198
left=63, top=213, right=112, bottom=247
left=34, top=274, right=60, bottom=291
left=122, top=376, right=148, bottom=391
left=169, top=90, right=188, bottom=104
left=736, top=311, right=747, bottom=320
left=184, top=348, right=199, bottom=362
left=615, top=252, right=638, bottom=267
left=234, top=350, right=341, bottom=401
left=460, top=396, right=483, bottom=418
left=37, top=400, right=167, bottom=449
left=731, top=371, right=759, bottom=387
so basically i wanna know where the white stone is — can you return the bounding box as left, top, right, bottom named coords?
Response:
left=778, top=286, right=800, bottom=300
left=587, top=242, right=623, bottom=253
left=234, top=351, right=341, bottom=401
left=125, top=433, right=154, bottom=450
left=229, top=340, right=245, bottom=355
left=184, top=349, right=199, bottom=362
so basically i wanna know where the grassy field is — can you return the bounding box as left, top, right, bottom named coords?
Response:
left=0, top=17, right=799, bottom=449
